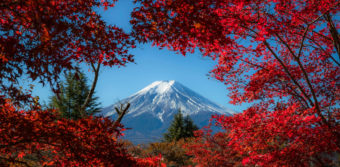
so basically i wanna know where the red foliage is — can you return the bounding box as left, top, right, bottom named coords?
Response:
left=184, top=126, right=243, bottom=167
left=212, top=104, right=338, bottom=166
left=132, top=0, right=340, bottom=166
left=0, top=0, right=135, bottom=105
left=0, top=100, right=165, bottom=166
left=0, top=0, right=168, bottom=166
left=135, top=154, right=166, bottom=167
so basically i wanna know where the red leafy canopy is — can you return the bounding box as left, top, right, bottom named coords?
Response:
left=132, top=0, right=340, bottom=166
left=0, top=0, right=135, bottom=105
left=0, top=100, right=132, bottom=166
left=0, top=0, right=168, bottom=166
left=184, top=126, right=243, bottom=167
left=0, top=100, right=165, bottom=167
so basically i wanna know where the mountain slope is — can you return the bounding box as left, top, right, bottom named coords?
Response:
left=98, top=80, right=236, bottom=143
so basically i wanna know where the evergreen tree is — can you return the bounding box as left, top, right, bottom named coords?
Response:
left=163, top=108, right=199, bottom=142
left=183, top=114, right=199, bottom=138
left=48, top=69, right=102, bottom=120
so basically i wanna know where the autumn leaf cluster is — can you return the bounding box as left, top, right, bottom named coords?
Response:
left=3, top=0, right=340, bottom=166
left=1, top=100, right=167, bottom=166
left=124, top=138, right=196, bottom=167
left=1, top=0, right=135, bottom=106
left=131, top=0, right=340, bottom=166
left=0, top=0, right=164, bottom=166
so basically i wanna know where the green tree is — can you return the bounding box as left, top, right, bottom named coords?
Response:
left=163, top=109, right=199, bottom=142
left=183, top=114, right=199, bottom=138
left=48, top=70, right=102, bottom=120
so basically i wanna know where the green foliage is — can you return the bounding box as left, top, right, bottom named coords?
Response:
left=183, top=114, right=199, bottom=138
left=48, top=69, right=102, bottom=120
left=163, top=108, right=199, bottom=142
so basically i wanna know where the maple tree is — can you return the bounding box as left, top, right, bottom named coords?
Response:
left=0, top=0, right=166, bottom=166
left=0, top=0, right=135, bottom=106
left=1, top=100, right=165, bottom=166
left=131, top=0, right=340, bottom=166
left=184, top=126, right=243, bottom=167
left=1, top=100, right=130, bottom=166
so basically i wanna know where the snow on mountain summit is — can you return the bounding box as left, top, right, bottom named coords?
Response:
left=134, top=80, right=175, bottom=95
left=99, top=80, right=236, bottom=122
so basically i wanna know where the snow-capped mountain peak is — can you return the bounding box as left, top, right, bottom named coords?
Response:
left=97, top=80, right=236, bottom=144
left=99, top=80, right=236, bottom=122
left=135, top=80, right=175, bottom=95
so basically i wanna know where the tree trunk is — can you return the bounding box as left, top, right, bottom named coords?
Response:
left=78, top=63, right=130, bottom=129
left=79, top=62, right=100, bottom=119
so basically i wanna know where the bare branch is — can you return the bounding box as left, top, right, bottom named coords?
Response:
left=112, top=102, right=130, bottom=129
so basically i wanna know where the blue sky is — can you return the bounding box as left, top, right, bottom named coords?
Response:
left=29, top=0, right=252, bottom=112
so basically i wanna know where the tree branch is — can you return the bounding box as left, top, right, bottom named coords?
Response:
left=263, top=40, right=314, bottom=107
left=310, top=39, right=340, bottom=67
left=324, top=14, right=340, bottom=61
left=79, top=62, right=100, bottom=118
left=112, top=102, right=130, bottom=129
left=273, top=34, right=329, bottom=126
left=297, top=25, right=310, bottom=59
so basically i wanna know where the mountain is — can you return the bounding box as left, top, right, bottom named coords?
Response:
left=98, top=80, right=236, bottom=143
